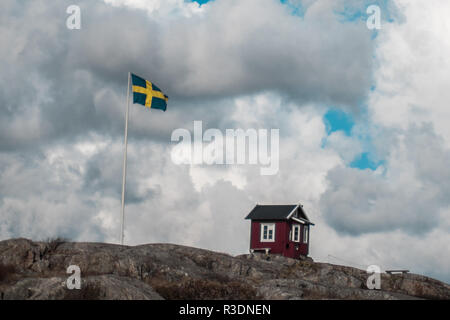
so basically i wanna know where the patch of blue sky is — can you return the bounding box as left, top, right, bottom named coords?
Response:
left=322, top=108, right=384, bottom=171
left=336, top=7, right=364, bottom=23
left=191, top=0, right=397, bottom=23
left=191, top=0, right=213, bottom=6
left=350, top=152, right=385, bottom=171
left=335, top=0, right=396, bottom=24
left=324, top=109, right=354, bottom=136
left=279, top=0, right=306, bottom=18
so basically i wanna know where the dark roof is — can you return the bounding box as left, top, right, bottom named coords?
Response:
left=245, top=204, right=313, bottom=224
left=245, top=205, right=298, bottom=220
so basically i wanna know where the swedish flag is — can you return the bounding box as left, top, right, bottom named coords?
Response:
left=131, top=73, right=168, bottom=111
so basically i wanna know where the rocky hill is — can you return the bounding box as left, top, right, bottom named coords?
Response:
left=0, top=238, right=448, bottom=300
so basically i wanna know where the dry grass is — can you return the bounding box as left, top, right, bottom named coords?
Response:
left=0, top=263, right=17, bottom=283
left=301, top=288, right=344, bottom=300
left=147, top=277, right=261, bottom=300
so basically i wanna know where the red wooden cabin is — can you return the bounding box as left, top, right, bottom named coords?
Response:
left=245, top=204, right=314, bottom=259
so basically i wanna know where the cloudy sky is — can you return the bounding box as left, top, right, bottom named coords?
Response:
left=1, top=0, right=449, bottom=282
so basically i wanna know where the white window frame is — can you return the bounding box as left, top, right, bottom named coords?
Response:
left=292, top=224, right=300, bottom=242
left=260, top=223, right=275, bottom=242
left=303, top=226, right=309, bottom=244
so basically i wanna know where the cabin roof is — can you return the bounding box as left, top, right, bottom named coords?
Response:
left=245, top=204, right=313, bottom=224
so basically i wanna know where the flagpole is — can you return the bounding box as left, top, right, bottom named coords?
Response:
left=120, top=72, right=131, bottom=245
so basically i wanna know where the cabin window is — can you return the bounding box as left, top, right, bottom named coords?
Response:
left=260, top=223, right=275, bottom=242
left=303, top=226, right=309, bottom=243
left=292, top=224, right=300, bottom=242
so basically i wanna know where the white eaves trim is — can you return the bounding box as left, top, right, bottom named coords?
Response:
left=291, top=217, right=305, bottom=224
left=286, top=204, right=300, bottom=220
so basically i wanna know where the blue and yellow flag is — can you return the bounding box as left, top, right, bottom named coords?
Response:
left=131, top=73, right=168, bottom=111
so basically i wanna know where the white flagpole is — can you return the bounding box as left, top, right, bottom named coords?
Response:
left=120, top=72, right=131, bottom=245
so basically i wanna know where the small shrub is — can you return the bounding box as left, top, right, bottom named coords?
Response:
left=44, top=237, right=69, bottom=252
left=0, top=263, right=17, bottom=283
left=63, top=282, right=103, bottom=300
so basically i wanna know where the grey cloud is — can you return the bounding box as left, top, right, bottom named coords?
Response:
left=143, top=0, right=374, bottom=105
left=320, top=123, right=450, bottom=236
left=198, top=180, right=253, bottom=253
left=0, top=0, right=374, bottom=151
left=0, top=150, right=107, bottom=242
left=404, top=124, right=450, bottom=197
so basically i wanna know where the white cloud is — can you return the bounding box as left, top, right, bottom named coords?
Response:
left=102, top=0, right=205, bottom=18
left=324, top=131, right=363, bottom=164
left=369, top=0, right=450, bottom=146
